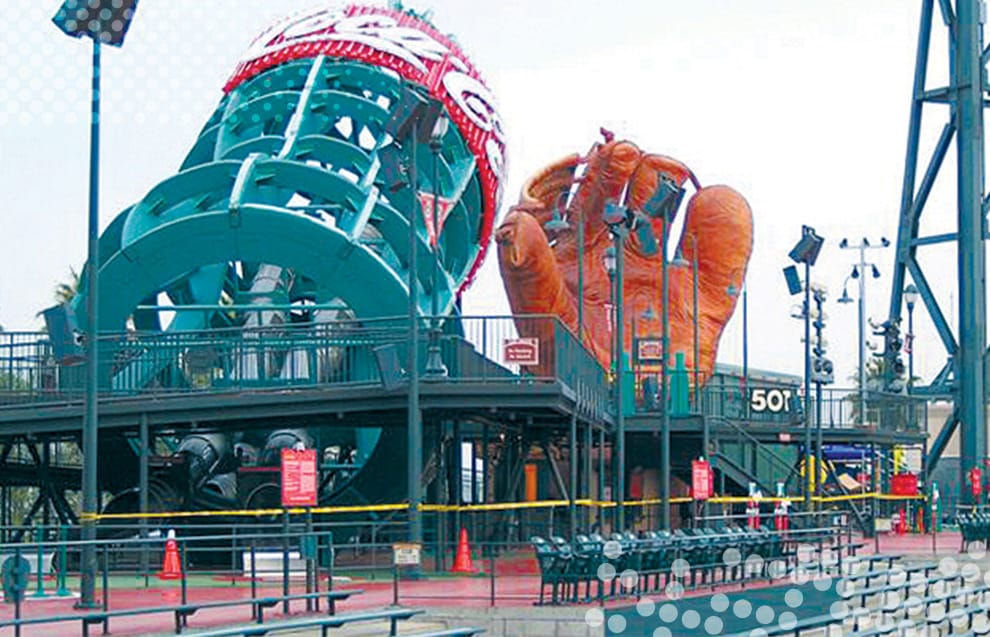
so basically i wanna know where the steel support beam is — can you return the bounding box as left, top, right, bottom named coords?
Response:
left=954, top=0, right=987, bottom=503
left=889, top=0, right=989, bottom=487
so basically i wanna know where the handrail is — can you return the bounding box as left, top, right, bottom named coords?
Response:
left=708, top=415, right=796, bottom=479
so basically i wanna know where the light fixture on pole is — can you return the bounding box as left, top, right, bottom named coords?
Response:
left=543, top=191, right=585, bottom=343
left=786, top=225, right=824, bottom=514
left=424, top=114, right=450, bottom=378
left=383, top=84, right=444, bottom=568
left=839, top=236, right=889, bottom=425
left=904, top=283, right=919, bottom=392
left=602, top=201, right=629, bottom=530
left=52, top=0, right=140, bottom=610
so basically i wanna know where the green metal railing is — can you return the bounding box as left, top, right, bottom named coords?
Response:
left=0, top=315, right=608, bottom=416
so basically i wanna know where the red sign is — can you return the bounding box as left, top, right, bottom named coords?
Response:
left=281, top=448, right=318, bottom=507
left=692, top=459, right=713, bottom=501
left=891, top=473, right=919, bottom=496
left=223, top=5, right=505, bottom=293
left=778, top=433, right=792, bottom=443
left=971, top=467, right=983, bottom=498
left=636, top=339, right=664, bottom=363
left=504, top=338, right=539, bottom=366
left=417, top=192, right=456, bottom=247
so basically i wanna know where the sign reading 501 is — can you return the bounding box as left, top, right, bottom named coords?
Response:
left=749, top=388, right=793, bottom=413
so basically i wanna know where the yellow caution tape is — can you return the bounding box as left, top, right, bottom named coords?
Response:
left=79, top=492, right=931, bottom=521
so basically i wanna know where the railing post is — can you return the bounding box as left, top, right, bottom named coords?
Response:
left=250, top=541, right=257, bottom=619
left=282, top=511, right=290, bottom=614
left=32, top=527, right=47, bottom=599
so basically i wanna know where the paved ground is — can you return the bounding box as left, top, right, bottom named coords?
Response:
left=0, top=531, right=971, bottom=636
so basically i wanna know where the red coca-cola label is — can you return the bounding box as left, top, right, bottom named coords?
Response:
left=224, top=5, right=505, bottom=292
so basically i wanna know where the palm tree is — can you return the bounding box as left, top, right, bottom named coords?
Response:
left=54, top=267, right=81, bottom=305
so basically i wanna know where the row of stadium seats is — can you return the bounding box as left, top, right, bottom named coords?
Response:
left=531, top=525, right=839, bottom=605
left=958, top=511, right=990, bottom=548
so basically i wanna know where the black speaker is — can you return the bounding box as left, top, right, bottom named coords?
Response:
left=384, top=88, right=442, bottom=146
left=782, top=265, right=802, bottom=296
left=41, top=304, right=85, bottom=363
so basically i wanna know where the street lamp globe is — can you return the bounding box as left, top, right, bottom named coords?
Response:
left=904, top=283, right=920, bottom=310
left=603, top=245, right=617, bottom=276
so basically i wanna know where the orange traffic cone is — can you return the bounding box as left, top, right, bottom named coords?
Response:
left=158, top=530, right=182, bottom=580
left=450, top=528, right=476, bottom=574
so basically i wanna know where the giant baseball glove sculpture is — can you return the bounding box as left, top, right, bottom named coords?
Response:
left=497, top=134, right=753, bottom=383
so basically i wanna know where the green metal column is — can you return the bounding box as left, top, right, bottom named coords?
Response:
left=661, top=217, right=671, bottom=530
left=803, top=261, right=812, bottom=513
left=79, top=38, right=102, bottom=610
left=569, top=411, right=578, bottom=540
left=615, top=230, right=625, bottom=531
left=956, top=0, right=987, bottom=505
left=407, top=121, right=424, bottom=553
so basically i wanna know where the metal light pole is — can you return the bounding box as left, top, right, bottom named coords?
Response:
left=425, top=116, right=449, bottom=378
left=803, top=262, right=812, bottom=511
left=742, top=286, right=749, bottom=420
left=904, top=284, right=919, bottom=391
left=407, top=120, right=424, bottom=556
left=80, top=36, right=102, bottom=610
left=544, top=197, right=584, bottom=341
left=615, top=229, right=625, bottom=531
left=603, top=245, right=616, bottom=527
left=661, top=214, right=671, bottom=530
left=787, top=225, right=824, bottom=514
left=52, top=0, right=139, bottom=609
left=602, top=237, right=625, bottom=530
left=839, top=237, right=890, bottom=423
left=690, top=237, right=700, bottom=408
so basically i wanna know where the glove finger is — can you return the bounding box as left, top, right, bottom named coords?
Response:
left=677, top=185, right=753, bottom=374
left=571, top=140, right=643, bottom=239
left=497, top=209, right=578, bottom=323
left=516, top=153, right=584, bottom=226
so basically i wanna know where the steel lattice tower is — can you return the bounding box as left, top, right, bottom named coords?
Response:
left=889, top=0, right=987, bottom=499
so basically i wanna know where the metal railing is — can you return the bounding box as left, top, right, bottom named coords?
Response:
left=0, top=315, right=608, bottom=413
left=0, top=319, right=934, bottom=432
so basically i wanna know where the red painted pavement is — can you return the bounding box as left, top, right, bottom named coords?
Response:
left=0, top=532, right=964, bottom=636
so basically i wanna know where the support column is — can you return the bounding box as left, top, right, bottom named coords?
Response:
left=584, top=422, right=593, bottom=529
left=569, top=412, right=578, bottom=540
left=407, top=120, right=424, bottom=556
left=139, top=414, right=149, bottom=578
left=598, top=429, right=606, bottom=531
left=956, top=0, right=987, bottom=506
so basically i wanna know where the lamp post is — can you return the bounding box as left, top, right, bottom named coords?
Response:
left=544, top=193, right=585, bottom=342
left=786, top=225, right=824, bottom=514
left=839, top=237, right=890, bottom=424
left=383, top=85, right=444, bottom=565
left=51, top=0, right=139, bottom=609
left=602, top=239, right=625, bottom=529
left=904, top=284, right=919, bottom=391
left=424, top=115, right=449, bottom=377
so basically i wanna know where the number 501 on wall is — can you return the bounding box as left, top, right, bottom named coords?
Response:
left=750, top=388, right=793, bottom=413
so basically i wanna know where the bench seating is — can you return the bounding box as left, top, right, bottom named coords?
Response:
left=0, top=589, right=360, bottom=636
left=187, top=608, right=426, bottom=637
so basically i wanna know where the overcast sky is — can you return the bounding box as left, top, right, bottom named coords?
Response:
left=0, top=1, right=969, bottom=385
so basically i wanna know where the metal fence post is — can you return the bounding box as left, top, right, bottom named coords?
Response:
left=102, top=544, right=110, bottom=635
left=250, top=541, right=257, bottom=619
left=32, top=527, right=47, bottom=598
left=180, top=540, right=188, bottom=611
left=56, top=526, right=70, bottom=596
left=282, top=512, right=290, bottom=614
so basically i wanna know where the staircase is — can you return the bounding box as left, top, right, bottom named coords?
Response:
left=708, top=416, right=797, bottom=496
left=708, top=416, right=872, bottom=535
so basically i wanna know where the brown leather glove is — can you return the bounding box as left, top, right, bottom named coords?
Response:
left=497, top=136, right=753, bottom=382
